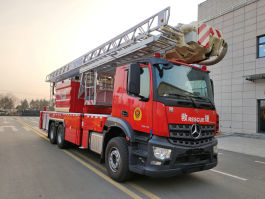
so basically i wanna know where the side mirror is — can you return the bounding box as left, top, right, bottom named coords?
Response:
left=128, top=63, right=140, bottom=95
left=210, top=79, right=214, bottom=97
left=52, top=83, right=55, bottom=96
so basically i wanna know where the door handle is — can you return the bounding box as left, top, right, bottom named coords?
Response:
left=121, top=110, right=128, bottom=117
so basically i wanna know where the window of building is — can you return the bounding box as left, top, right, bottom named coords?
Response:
left=257, top=35, right=265, bottom=58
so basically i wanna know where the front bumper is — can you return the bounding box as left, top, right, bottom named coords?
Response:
left=129, top=135, right=218, bottom=177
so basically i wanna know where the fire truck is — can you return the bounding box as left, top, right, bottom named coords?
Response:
left=40, top=7, right=227, bottom=182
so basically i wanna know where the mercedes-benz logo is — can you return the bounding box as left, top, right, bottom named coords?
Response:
left=191, top=123, right=201, bottom=139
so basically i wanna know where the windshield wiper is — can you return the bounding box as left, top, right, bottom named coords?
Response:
left=164, top=93, right=197, bottom=108
left=191, top=95, right=215, bottom=109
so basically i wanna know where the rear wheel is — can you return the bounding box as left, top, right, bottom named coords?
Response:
left=105, top=137, right=131, bottom=182
left=49, top=122, right=57, bottom=144
left=57, top=124, right=68, bottom=149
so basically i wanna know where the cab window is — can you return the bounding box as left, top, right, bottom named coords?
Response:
left=127, top=67, right=150, bottom=98
left=139, top=67, right=150, bottom=98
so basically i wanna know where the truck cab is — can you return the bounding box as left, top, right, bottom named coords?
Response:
left=107, top=56, right=218, bottom=177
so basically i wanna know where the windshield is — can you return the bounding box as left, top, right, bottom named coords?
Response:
left=154, top=63, right=214, bottom=103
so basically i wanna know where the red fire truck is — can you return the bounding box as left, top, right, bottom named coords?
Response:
left=40, top=7, right=227, bottom=181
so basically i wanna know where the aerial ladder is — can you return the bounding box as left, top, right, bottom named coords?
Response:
left=46, top=7, right=227, bottom=106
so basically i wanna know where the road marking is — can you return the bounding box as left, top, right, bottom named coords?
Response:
left=72, top=150, right=106, bottom=170
left=32, top=127, right=47, bottom=136
left=23, top=126, right=31, bottom=131
left=19, top=121, right=47, bottom=136
left=64, top=150, right=143, bottom=199
left=127, top=183, right=161, bottom=199
left=210, top=169, right=248, bottom=181
left=255, top=160, right=265, bottom=165
left=72, top=150, right=161, bottom=199
left=17, top=120, right=49, bottom=141
left=22, top=124, right=48, bottom=138
left=17, top=120, right=144, bottom=199
left=0, top=126, right=18, bottom=132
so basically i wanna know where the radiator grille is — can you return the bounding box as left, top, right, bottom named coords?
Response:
left=168, top=124, right=215, bottom=146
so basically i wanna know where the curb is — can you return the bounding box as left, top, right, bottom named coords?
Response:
left=216, top=132, right=265, bottom=140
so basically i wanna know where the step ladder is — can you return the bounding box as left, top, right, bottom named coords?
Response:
left=46, top=7, right=180, bottom=83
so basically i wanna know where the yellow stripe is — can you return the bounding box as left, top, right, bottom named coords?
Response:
left=17, top=120, right=143, bottom=199
left=127, top=183, right=161, bottom=199
left=18, top=120, right=49, bottom=141
left=71, top=149, right=106, bottom=171
left=72, top=150, right=161, bottom=199
left=30, top=126, right=48, bottom=137
left=64, top=150, right=142, bottom=199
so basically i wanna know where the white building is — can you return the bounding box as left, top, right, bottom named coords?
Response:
left=198, top=0, right=265, bottom=134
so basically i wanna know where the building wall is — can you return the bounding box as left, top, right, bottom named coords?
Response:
left=198, top=0, right=265, bottom=134
left=198, top=0, right=245, bottom=20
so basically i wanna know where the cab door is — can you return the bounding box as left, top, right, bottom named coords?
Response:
left=123, top=64, right=153, bottom=134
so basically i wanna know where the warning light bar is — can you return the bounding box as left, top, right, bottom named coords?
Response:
left=154, top=53, right=161, bottom=58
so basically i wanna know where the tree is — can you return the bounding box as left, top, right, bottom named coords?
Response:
left=0, top=95, right=15, bottom=109
left=16, top=99, right=29, bottom=112
left=21, top=99, right=29, bottom=110
left=30, top=99, right=38, bottom=110
left=29, top=99, right=50, bottom=110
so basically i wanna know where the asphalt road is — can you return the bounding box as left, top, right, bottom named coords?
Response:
left=1, top=116, right=265, bottom=199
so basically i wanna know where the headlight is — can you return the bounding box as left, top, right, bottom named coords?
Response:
left=153, top=146, right=171, bottom=160
left=213, top=145, right=218, bottom=154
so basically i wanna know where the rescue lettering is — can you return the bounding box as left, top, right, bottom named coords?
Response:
left=181, top=113, right=209, bottom=122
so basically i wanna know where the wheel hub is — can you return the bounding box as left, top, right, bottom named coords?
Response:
left=109, top=147, right=120, bottom=173
left=50, top=130, right=54, bottom=139
left=58, top=132, right=62, bottom=143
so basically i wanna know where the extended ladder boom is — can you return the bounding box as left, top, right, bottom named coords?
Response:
left=46, top=7, right=172, bottom=82
left=46, top=7, right=227, bottom=83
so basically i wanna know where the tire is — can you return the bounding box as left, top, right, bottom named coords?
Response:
left=56, top=124, right=68, bottom=149
left=49, top=122, right=57, bottom=144
left=105, top=137, right=131, bottom=182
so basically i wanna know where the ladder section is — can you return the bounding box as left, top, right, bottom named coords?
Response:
left=46, top=7, right=172, bottom=83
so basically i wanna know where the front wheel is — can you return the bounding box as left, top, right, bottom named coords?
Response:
left=105, top=137, right=131, bottom=182
left=56, top=124, right=68, bottom=149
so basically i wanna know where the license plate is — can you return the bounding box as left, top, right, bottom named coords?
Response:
left=190, top=149, right=203, bottom=155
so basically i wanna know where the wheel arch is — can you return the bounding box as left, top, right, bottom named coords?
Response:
left=101, top=117, right=134, bottom=163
